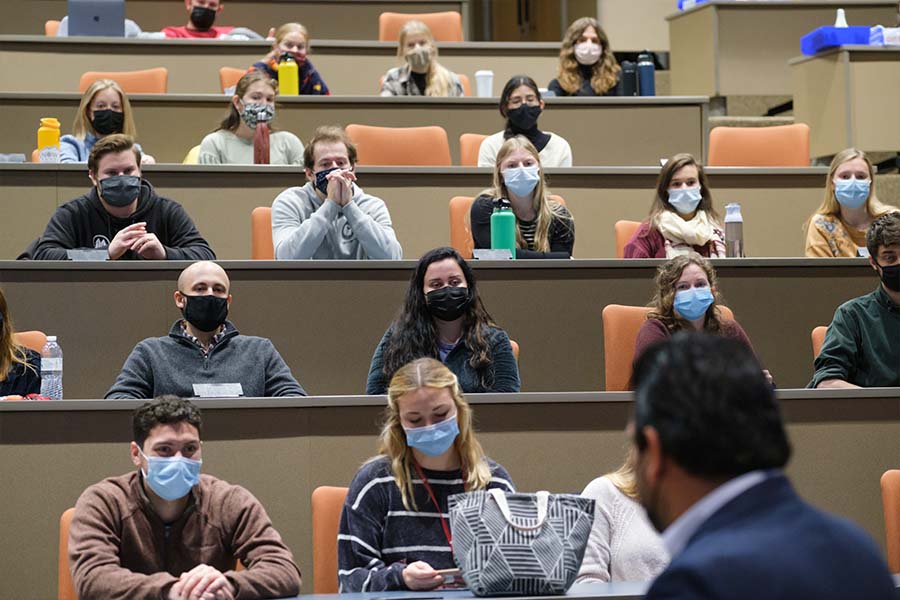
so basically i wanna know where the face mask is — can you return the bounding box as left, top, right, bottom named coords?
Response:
left=667, top=186, right=703, bottom=215
left=673, top=286, right=715, bottom=321
left=405, top=46, right=433, bottom=72
left=404, top=413, right=459, bottom=457
left=90, top=109, right=124, bottom=136
left=503, top=165, right=540, bottom=198
left=574, top=42, right=602, bottom=66
left=139, top=448, right=202, bottom=501
left=426, top=286, right=472, bottom=322
left=507, top=104, right=542, bottom=131
left=190, top=6, right=216, bottom=31
left=877, top=262, right=900, bottom=292
left=314, top=167, right=340, bottom=195
left=181, top=294, right=229, bottom=332
left=239, top=102, right=275, bottom=129
left=833, top=178, right=870, bottom=209
left=98, top=175, right=141, bottom=208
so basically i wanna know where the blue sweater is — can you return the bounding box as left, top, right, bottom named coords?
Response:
left=338, top=455, right=515, bottom=592
left=60, top=132, right=144, bottom=163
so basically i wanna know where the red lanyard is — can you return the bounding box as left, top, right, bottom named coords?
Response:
left=413, top=461, right=466, bottom=549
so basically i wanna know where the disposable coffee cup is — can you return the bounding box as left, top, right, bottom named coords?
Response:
left=475, top=70, right=494, bottom=98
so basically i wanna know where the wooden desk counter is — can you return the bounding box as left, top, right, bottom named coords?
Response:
left=0, top=164, right=829, bottom=261
left=667, top=1, right=895, bottom=104
left=2, top=0, right=472, bottom=39
left=0, top=258, right=878, bottom=397
left=792, top=46, right=900, bottom=158
left=2, top=389, right=898, bottom=598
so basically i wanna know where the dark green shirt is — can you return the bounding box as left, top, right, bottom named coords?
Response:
left=809, top=286, right=900, bottom=388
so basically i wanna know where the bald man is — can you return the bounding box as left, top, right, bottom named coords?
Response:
left=106, top=261, right=306, bottom=399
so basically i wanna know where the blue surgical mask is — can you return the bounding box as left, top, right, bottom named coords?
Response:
left=314, top=167, right=340, bottom=195
left=139, top=448, right=202, bottom=501
left=668, top=187, right=703, bottom=215
left=673, top=287, right=714, bottom=321
left=833, top=178, right=870, bottom=209
left=503, top=165, right=541, bottom=198
left=404, top=413, right=459, bottom=457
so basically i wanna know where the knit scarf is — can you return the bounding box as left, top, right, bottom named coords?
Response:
left=253, top=122, right=270, bottom=165
left=656, top=210, right=725, bottom=258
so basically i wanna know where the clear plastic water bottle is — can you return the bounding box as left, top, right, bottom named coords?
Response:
left=724, top=203, right=744, bottom=258
left=40, top=335, right=63, bottom=400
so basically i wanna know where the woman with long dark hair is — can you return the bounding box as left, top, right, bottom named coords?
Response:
left=0, top=288, right=41, bottom=397
left=366, top=247, right=521, bottom=394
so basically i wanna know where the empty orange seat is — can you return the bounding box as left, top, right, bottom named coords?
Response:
left=459, top=133, right=487, bottom=167
left=219, top=67, right=246, bottom=93
left=45, top=20, right=61, bottom=36
left=312, top=486, right=349, bottom=594
left=708, top=124, right=810, bottom=167
left=346, top=124, right=451, bottom=166
left=614, top=220, right=642, bottom=258
left=79, top=68, right=168, bottom=94
left=379, top=11, right=463, bottom=42
left=251, top=207, right=274, bottom=259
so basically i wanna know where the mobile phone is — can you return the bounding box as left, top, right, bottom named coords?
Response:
left=436, top=568, right=462, bottom=585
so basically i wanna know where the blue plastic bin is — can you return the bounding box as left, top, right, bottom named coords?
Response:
left=800, top=26, right=871, bottom=55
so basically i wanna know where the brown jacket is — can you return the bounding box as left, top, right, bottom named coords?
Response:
left=69, top=471, right=301, bottom=600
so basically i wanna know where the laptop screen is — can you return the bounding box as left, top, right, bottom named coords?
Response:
left=68, top=0, right=126, bottom=37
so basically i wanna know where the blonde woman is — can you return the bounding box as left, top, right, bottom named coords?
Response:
left=805, top=148, right=898, bottom=257
left=470, top=136, right=575, bottom=258
left=577, top=448, right=668, bottom=583
left=549, top=17, right=622, bottom=97
left=624, top=153, right=725, bottom=258
left=340, top=358, right=514, bottom=592
left=60, top=79, right=154, bottom=164
left=0, top=288, right=40, bottom=398
left=250, top=22, right=330, bottom=95
left=380, top=20, right=464, bottom=97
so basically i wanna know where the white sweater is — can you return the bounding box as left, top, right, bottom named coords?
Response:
left=576, top=476, right=669, bottom=583
left=477, top=131, right=573, bottom=167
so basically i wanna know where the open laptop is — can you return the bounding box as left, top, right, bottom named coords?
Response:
left=67, top=0, right=126, bottom=37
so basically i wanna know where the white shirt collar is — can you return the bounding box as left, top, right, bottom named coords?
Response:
left=662, top=469, right=777, bottom=558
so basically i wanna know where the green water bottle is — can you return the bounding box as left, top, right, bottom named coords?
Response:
left=490, top=199, right=516, bottom=260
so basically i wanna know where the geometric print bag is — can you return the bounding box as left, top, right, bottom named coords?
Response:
left=448, top=489, right=595, bottom=596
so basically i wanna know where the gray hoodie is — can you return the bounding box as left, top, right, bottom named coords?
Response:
left=272, top=182, right=402, bottom=260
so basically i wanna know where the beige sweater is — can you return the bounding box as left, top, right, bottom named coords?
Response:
left=69, top=471, right=301, bottom=599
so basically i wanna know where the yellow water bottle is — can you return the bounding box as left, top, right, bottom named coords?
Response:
left=37, top=117, right=61, bottom=163
left=278, top=53, right=299, bottom=96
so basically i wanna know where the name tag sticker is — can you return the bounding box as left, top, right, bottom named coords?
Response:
left=66, top=249, right=109, bottom=261
left=192, top=383, right=244, bottom=398
left=472, top=249, right=513, bottom=260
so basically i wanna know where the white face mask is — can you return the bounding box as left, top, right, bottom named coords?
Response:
left=574, top=42, right=602, bottom=66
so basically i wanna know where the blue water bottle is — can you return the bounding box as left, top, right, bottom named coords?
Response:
left=637, top=51, right=656, bottom=96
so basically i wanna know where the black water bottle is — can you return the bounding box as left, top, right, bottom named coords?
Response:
left=621, top=60, right=637, bottom=96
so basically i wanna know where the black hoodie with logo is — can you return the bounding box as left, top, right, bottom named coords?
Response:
left=31, top=180, right=215, bottom=260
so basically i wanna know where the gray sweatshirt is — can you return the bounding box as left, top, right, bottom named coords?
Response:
left=105, top=321, right=306, bottom=399
left=271, top=182, right=402, bottom=260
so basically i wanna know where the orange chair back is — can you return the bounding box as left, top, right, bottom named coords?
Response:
left=811, top=326, right=827, bottom=359
left=251, top=207, right=274, bottom=260
left=312, top=486, right=349, bottom=594
left=346, top=124, right=451, bottom=166
left=509, top=340, right=519, bottom=362
left=79, top=68, right=169, bottom=94
left=707, top=123, right=810, bottom=167
left=46, top=20, right=61, bottom=36
left=459, top=133, right=487, bottom=167
left=14, top=331, right=48, bottom=353
left=881, top=470, right=900, bottom=573
left=602, top=304, right=734, bottom=391
left=31, top=149, right=41, bottom=163
left=614, top=220, right=642, bottom=258
left=378, top=11, right=463, bottom=42
left=219, top=67, right=246, bottom=93
left=59, top=508, right=76, bottom=600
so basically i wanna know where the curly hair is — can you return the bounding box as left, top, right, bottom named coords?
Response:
left=647, top=254, right=726, bottom=334
left=556, top=17, right=620, bottom=95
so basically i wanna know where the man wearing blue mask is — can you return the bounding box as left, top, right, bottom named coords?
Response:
left=30, top=134, right=215, bottom=261
left=811, top=211, right=900, bottom=388
left=68, top=396, right=302, bottom=599
left=271, top=125, right=402, bottom=260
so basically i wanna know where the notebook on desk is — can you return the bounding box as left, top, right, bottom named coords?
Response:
left=67, top=0, right=125, bottom=36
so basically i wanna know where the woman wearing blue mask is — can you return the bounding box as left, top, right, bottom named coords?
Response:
left=340, top=357, right=515, bottom=592
left=471, top=136, right=575, bottom=258
left=624, top=153, right=726, bottom=259
left=805, top=148, right=898, bottom=257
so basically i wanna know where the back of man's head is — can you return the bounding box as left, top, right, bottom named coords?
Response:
left=632, top=333, right=791, bottom=479
left=133, top=395, right=202, bottom=448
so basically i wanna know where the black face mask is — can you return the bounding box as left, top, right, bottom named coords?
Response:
left=314, top=167, right=340, bottom=195
left=98, top=175, right=141, bottom=208
left=878, top=262, right=900, bottom=292
left=90, top=109, right=124, bottom=135
left=507, top=104, right=542, bottom=131
left=181, top=294, right=229, bottom=332
left=425, top=286, right=472, bottom=322
left=190, top=6, right=217, bottom=30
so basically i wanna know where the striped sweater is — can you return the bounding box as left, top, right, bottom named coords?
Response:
left=338, top=455, right=515, bottom=592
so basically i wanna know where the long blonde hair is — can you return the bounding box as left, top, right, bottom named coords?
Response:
left=807, top=148, right=895, bottom=227
left=481, top=136, right=571, bottom=252
left=605, top=447, right=638, bottom=500
left=396, top=20, right=455, bottom=97
left=72, top=79, right=137, bottom=139
left=556, top=17, right=620, bottom=95
left=0, top=288, right=35, bottom=383
left=376, top=358, right=492, bottom=510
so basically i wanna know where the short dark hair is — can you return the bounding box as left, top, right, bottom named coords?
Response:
left=866, top=211, right=900, bottom=258
left=303, top=125, right=358, bottom=170
left=632, top=332, right=790, bottom=479
left=88, top=133, right=142, bottom=175
left=132, top=396, right=202, bottom=448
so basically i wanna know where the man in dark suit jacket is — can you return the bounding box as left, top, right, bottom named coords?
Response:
left=631, top=333, right=895, bottom=600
